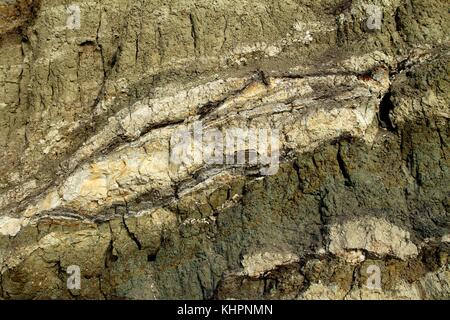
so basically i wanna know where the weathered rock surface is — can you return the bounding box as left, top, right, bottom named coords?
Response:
left=0, top=0, right=449, bottom=299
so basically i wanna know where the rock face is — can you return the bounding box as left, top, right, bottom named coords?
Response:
left=328, top=217, right=419, bottom=261
left=0, top=0, right=449, bottom=300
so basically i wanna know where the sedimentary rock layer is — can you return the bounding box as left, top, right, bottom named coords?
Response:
left=0, top=0, right=449, bottom=299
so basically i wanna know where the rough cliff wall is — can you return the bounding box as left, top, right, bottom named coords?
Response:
left=0, top=0, right=449, bottom=299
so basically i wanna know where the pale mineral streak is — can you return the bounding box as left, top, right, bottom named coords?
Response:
left=242, top=251, right=300, bottom=278
left=0, top=0, right=449, bottom=300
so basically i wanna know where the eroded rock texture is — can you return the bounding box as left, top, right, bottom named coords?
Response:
left=0, top=0, right=449, bottom=299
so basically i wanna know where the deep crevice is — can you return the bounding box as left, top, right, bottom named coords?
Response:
left=378, top=92, right=396, bottom=131
left=189, top=13, right=198, bottom=51
left=105, top=240, right=118, bottom=268
left=394, top=7, right=402, bottom=33
left=121, top=204, right=142, bottom=250
left=337, top=144, right=353, bottom=187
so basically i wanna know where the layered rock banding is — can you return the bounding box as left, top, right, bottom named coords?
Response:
left=0, top=0, right=449, bottom=299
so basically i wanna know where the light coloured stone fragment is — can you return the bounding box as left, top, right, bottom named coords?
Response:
left=242, top=251, right=299, bottom=277
left=0, top=216, right=23, bottom=236
left=328, top=217, right=418, bottom=260
left=340, top=250, right=366, bottom=264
